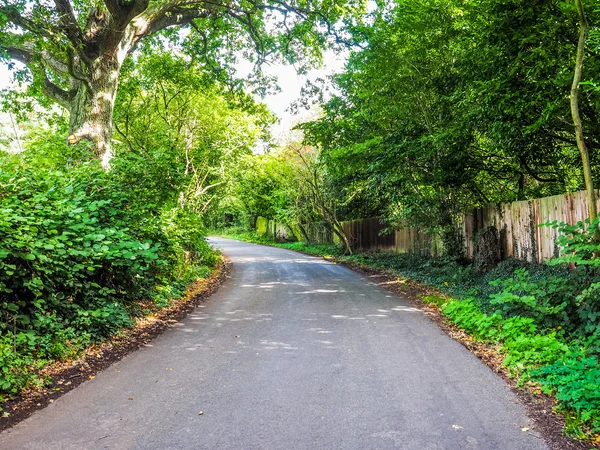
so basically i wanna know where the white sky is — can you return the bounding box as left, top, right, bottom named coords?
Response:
left=0, top=65, right=14, bottom=88
left=243, top=51, right=346, bottom=139
left=0, top=51, right=347, bottom=141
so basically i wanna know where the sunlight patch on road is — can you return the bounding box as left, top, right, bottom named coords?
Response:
left=297, top=289, right=345, bottom=294
left=390, top=306, right=421, bottom=313
left=260, top=340, right=298, bottom=350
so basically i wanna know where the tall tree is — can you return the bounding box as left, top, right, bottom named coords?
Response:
left=571, top=0, right=597, bottom=219
left=0, top=0, right=359, bottom=165
left=304, top=0, right=600, bottom=231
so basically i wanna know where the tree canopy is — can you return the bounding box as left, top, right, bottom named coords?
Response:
left=0, top=0, right=364, bottom=163
left=300, top=0, right=600, bottom=234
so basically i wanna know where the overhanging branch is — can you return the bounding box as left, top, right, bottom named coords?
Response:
left=2, top=45, right=32, bottom=65
left=0, top=6, right=57, bottom=39
left=54, top=0, right=85, bottom=50
left=145, top=5, right=217, bottom=36
left=1, top=45, right=73, bottom=109
left=40, top=71, right=73, bottom=109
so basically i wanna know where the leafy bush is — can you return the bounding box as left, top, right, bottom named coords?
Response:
left=0, top=162, right=165, bottom=325
left=488, top=269, right=578, bottom=329
left=485, top=267, right=600, bottom=341
left=533, top=348, right=600, bottom=434
left=441, top=295, right=598, bottom=434
left=546, top=217, right=600, bottom=267
left=0, top=156, right=217, bottom=399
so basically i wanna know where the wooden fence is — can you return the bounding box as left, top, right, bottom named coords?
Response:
left=257, top=189, right=600, bottom=263
left=462, top=190, right=599, bottom=263
left=339, top=190, right=600, bottom=263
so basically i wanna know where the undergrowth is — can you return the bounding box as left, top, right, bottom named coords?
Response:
left=0, top=152, right=219, bottom=407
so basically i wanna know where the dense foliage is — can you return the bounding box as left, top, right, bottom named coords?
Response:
left=0, top=142, right=214, bottom=398
left=0, top=49, right=271, bottom=402
left=301, top=0, right=600, bottom=233
left=210, top=144, right=352, bottom=250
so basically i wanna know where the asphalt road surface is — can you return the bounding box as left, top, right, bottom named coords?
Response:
left=0, top=237, right=548, bottom=450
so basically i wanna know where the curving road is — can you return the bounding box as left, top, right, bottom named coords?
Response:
left=0, top=237, right=547, bottom=450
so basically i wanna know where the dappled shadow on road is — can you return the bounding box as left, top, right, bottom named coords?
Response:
left=165, top=300, right=424, bottom=355
left=161, top=253, right=425, bottom=355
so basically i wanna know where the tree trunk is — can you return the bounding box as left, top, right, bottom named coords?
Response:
left=67, top=54, right=122, bottom=167
left=332, top=222, right=352, bottom=255
left=572, top=0, right=597, bottom=219
left=297, top=222, right=310, bottom=242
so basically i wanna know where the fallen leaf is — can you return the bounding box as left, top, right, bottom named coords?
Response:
left=89, top=376, right=95, bottom=379
left=128, top=397, right=133, bottom=401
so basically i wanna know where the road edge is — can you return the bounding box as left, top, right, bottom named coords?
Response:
left=0, top=256, right=231, bottom=433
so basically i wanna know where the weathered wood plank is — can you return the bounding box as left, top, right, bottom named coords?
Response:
left=334, top=189, right=599, bottom=262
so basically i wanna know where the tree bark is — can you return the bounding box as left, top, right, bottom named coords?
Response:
left=571, top=0, right=597, bottom=219
left=67, top=51, right=125, bottom=166
left=332, top=220, right=352, bottom=255
left=65, top=10, right=142, bottom=167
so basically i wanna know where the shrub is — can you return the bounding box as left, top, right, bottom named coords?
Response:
left=488, top=269, right=578, bottom=329
left=0, top=157, right=217, bottom=399
left=440, top=295, right=598, bottom=434
left=533, top=348, right=600, bottom=434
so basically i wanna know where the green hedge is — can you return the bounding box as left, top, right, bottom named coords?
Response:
left=0, top=160, right=216, bottom=399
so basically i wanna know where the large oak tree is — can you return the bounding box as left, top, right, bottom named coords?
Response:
left=0, top=0, right=357, bottom=165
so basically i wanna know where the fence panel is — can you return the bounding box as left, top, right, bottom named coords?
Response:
left=266, top=189, right=600, bottom=263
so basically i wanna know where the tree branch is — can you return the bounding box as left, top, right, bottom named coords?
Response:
left=1, top=45, right=73, bottom=109
left=53, top=0, right=85, bottom=50
left=66, top=47, right=92, bottom=91
left=144, top=4, right=217, bottom=36
left=40, top=72, right=73, bottom=109
left=104, top=0, right=150, bottom=28
left=1, top=45, right=32, bottom=65
left=518, top=156, right=562, bottom=183
left=0, top=6, right=57, bottom=39
left=40, top=50, right=70, bottom=75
